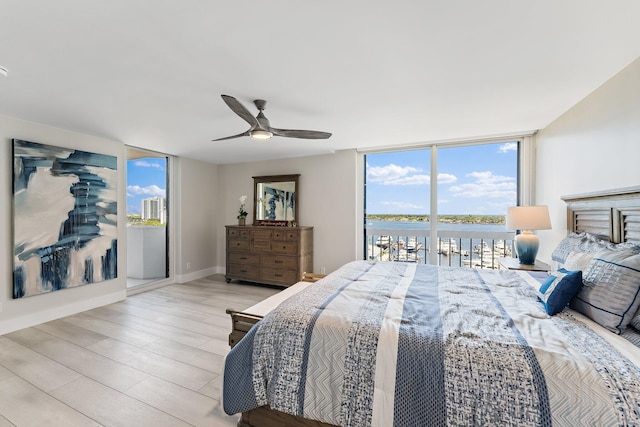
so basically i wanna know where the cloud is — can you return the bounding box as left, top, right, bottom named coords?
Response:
left=367, top=163, right=421, bottom=183
left=381, top=201, right=423, bottom=210
left=134, top=160, right=162, bottom=168
left=384, top=174, right=431, bottom=185
left=437, top=173, right=457, bottom=184
left=498, top=142, right=517, bottom=153
left=126, top=184, right=166, bottom=198
left=449, top=171, right=516, bottom=199
left=367, top=163, right=457, bottom=186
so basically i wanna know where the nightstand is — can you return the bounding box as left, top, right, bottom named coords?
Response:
left=496, top=257, right=550, bottom=272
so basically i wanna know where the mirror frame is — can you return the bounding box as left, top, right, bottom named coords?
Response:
left=253, top=174, right=300, bottom=226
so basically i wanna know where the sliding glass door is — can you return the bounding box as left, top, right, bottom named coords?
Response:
left=126, top=147, right=172, bottom=289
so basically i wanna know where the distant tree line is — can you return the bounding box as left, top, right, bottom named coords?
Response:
left=127, top=214, right=164, bottom=226
left=366, top=214, right=506, bottom=224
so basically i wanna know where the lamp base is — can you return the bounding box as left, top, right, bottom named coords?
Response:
left=514, top=231, right=539, bottom=265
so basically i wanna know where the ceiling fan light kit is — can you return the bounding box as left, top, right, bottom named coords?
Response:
left=250, top=129, right=273, bottom=140
left=213, top=94, right=332, bottom=142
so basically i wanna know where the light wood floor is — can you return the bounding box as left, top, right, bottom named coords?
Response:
left=0, top=274, right=281, bottom=427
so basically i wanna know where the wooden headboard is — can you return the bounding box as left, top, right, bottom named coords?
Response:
left=561, top=186, right=640, bottom=243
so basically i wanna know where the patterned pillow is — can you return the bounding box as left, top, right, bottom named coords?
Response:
left=570, top=248, right=640, bottom=334
left=551, top=232, right=613, bottom=269
left=537, top=269, right=583, bottom=315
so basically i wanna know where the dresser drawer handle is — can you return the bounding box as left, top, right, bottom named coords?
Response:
left=240, top=257, right=248, bottom=260
left=274, top=260, right=283, bottom=264
left=275, top=274, right=283, bottom=277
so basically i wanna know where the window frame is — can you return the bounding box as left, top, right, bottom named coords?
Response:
left=357, top=134, right=535, bottom=262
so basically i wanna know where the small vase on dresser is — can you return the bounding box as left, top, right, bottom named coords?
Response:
left=238, top=217, right=246, bottom=226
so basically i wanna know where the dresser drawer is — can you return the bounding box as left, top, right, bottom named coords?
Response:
left=227, top=228, right=250, bottom=239
left=228, top=239, right=250, bottom=251
left=271, top=241, right=298, bottom=255
left=227, top=264, right=260, bottom=281
left=261, top=267, right=297, bottom=284
left=272, top=229, right=298, bottom=241
left=228, top=252, right=260, bottom=265
left=262, top=254, right=297, bottom=269
left=251, top=229, right=272, bottom=251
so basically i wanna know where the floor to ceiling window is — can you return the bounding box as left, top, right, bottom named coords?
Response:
left=364, top=140, right=519, bottom=268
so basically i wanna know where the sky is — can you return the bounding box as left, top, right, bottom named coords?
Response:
left=366, top=142, right=518, bottom=215
left=126, top=158, right=166, bottom=214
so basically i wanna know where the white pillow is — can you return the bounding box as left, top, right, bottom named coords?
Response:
left=564, top=251, right=596, bottom=272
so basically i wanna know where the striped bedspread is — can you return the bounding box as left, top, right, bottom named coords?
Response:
left=223, top=260, right=640, bottom=426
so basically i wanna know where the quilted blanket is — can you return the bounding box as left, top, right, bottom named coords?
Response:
left=223, top=261, right=640, bottom=426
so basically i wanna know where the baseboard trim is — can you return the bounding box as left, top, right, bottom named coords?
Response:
left=126, top=278, right=174, bottom=296
left=175, top=266, right=219, bottom=284
left=0, top=290, right=126, bottom=335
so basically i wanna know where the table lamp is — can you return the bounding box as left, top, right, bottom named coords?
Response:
left=506, top=205, right=551, bottom=265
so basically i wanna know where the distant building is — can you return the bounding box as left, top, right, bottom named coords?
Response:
left=141, top=197, right=166, bottom=224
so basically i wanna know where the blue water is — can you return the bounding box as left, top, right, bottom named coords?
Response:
left=366, top=220, right=507, bottom=232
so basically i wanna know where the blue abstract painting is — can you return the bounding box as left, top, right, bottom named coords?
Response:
left=13, top=139, right=118, bottom=299
left=262, top=187, right=295, bottom=220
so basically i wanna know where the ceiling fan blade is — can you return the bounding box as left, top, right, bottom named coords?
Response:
left=212, top=130, right=251, bottom=141
left=271, top=128, right=332, bottom=139
left=221, top=95, right=259, bottom=128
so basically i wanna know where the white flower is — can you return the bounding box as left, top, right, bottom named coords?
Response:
left=237, top=195, right=248, bottom=218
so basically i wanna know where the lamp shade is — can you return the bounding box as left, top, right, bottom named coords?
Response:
left=506, top=205, right=551, bottom=265
left=506, top=206, right=551, bottom=231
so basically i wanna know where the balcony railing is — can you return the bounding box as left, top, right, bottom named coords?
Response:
left=366, top=228, right=516, bottom=269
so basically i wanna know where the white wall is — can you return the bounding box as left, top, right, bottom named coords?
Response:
left=535, top=56, right=640, bottom=262
left=0, top=115, right=127, bottom=334
left=216, top=149, right=359, bottom=274
left=174, top=156, right=219, bottom=282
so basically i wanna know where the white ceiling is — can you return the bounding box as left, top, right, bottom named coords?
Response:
left=1, top=1, right=639, bottom=164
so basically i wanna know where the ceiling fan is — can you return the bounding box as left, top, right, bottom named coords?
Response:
left=213, top=95, right=332, bottom=141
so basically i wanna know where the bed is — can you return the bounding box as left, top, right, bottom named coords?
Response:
left=223, top=186, right=640, bottom=427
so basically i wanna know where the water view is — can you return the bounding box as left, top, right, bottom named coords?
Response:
left=364, top=142, right=518, bottom=269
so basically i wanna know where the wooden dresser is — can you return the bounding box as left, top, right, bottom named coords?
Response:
left=225, top=225, right=313, bottom=287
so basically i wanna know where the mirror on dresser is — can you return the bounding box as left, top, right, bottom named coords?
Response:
left=253, top=174, right=299, bottom=226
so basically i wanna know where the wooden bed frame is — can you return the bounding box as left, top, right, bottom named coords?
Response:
left=561, top=185, right=640, bottom=242
left=227, top=186, right=640, bottom=427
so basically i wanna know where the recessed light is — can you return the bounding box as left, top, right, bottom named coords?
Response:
left=0, top=66, right=7, bottom=77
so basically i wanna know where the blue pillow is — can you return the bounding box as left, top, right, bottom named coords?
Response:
left=538, top=269, right=583, bottom=315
